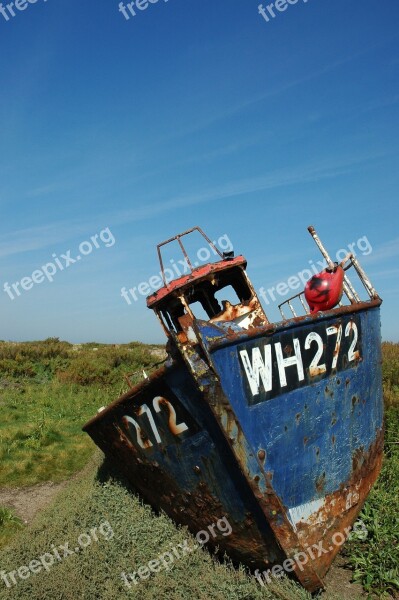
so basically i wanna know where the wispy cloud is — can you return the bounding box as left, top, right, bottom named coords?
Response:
left=0, top=150, right=389, bottom=260
left=154, top=43, right=392, bottom=144
left=113, top=149, right=388, bottom=224
left=363, top=238, right=399, bottom=265
left=0, top=221, right=97, bottom=259
left=368, top=267, right=399, bottom=279
left=25, top=182, right=65, bottom=198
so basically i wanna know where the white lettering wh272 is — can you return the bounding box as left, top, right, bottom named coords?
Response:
left=239, top=319, right=360, bottom=403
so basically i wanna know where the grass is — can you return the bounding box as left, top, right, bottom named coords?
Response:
left=0, top=507, right=22, bottom=549
left=342, top=343, right=399, bottom=599
left=0, top=339, right=162, bottom=486
left=0, top=453, right=321, bottom=600
left=0, top=338, right=397, bottom=598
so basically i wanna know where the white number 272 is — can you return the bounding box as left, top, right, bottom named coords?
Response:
left=123, top=396, right=189, bottom=449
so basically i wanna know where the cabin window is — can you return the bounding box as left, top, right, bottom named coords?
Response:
left=188, top=301, right=210, bottom=321
left=214, top=285, right=242, bottom=308
left=161, top=310, right=176, bottom=332
left=158, top=268, right=254, bottom=330
left=160, top=298, right=188, bottom=333
left=210, top=269, right=252, bottom=303
left=183, top=269, right=253, bottom=321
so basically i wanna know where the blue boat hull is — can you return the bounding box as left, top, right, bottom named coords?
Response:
left=195, top=304, right=383, bottom=588
left=83, top=304, right=383, bottom=591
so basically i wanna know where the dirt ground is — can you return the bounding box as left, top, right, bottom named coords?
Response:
left=0, top=455, right=98, bottom=524
left=0, top=481, right=67, bottom=525
left=322, top=555, right=365, bottom=599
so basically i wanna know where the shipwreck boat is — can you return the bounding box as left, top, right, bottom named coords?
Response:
left=83, top=226, right=383, bottom=591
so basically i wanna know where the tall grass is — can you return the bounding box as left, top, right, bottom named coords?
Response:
left=343, top=342, right=399, bottom=598
left=0, top=339, right=162, bottom=486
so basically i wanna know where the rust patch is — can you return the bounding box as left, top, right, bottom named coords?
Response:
left=257, top=449, right=266, bottom=463
left=352, top=446, right=365, bottom=472
left=315, top=471, right=326, bottom=493
left=295, top=428, right=384, bottom=580
left=121, top=416, right=152, bottom=450
left=325, top=386, right=334, bottom=399
left=209, top=297, right=260, bottom=324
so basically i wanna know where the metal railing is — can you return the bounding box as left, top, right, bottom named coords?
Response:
left=278, top=226, right=379, bottom=320
left=157, top=226, right=224, bottom=287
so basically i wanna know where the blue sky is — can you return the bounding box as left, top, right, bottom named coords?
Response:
left=1, top=0, right=398, bottom=343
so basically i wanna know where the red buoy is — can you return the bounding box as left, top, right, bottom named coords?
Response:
left=305, top=266, right=344, bottom=313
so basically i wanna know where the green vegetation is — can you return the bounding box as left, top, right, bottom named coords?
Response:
left=381, top=341, right=399, bottom=407
left=0, top=506, right=22, bottom=548
left=343, top=343, right=399, bottom=598
left=0, top=339, right=397, bottom=598
left=0, top=454, right=324, bottom=600
left=0, top=339, right=162, bottom=486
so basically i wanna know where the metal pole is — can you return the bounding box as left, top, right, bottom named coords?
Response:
left=307, top=226, right=357, bottom=304
left=350, top=255, right=379, bottom=299
left=299, top=294, right=310, bottom=314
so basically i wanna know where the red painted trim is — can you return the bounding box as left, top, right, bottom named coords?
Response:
left=146, top=256, right=247, bottom=308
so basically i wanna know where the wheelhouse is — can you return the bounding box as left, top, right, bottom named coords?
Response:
left=147, top=227, right=269, bottom=345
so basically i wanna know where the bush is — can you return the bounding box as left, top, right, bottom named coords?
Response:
left=0, top=341, right=158, bottom=387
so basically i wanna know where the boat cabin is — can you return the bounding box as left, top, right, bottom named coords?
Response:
left=146, top=227, right=269, bottom=346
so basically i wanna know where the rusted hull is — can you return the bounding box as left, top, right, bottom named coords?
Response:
left=83, top=304, right=383, bottom=591
left=194, top=303, right=383, bottom=589
left=83, top=364, right=285, bottom=570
